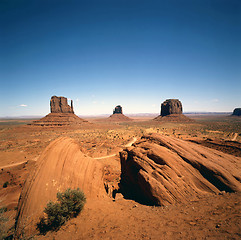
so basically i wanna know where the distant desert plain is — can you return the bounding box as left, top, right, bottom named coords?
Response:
left=0, top=97, right=241, bottom=240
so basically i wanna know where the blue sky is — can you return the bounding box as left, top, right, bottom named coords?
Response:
left=0, top=0, right=240, bottom=116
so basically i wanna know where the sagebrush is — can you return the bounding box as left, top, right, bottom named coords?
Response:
left=37, top=188, right=86, bottom=234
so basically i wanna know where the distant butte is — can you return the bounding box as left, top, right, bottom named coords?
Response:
left=161, top=99, right=182, bottom=116
left=30, top=96, right=90, bottom=127
left=113, top=105, right=123, bottom=114
left=107, top=105, right=132, bottom=122
left=50, top=95, right=74, bottom=113
left=232, top=108, right=241, bottom=116
left=154, top=99, right=192, bottom=122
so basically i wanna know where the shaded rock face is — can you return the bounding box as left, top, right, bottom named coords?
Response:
left=120, top=133, right=241, bottom=206
left=113, top=105, right=123, bottom=114
left=161, top=99, right=182, bottom=116
left=232, top=108, right=241, bottom=116
left=50, top=96, right=74, bottom=113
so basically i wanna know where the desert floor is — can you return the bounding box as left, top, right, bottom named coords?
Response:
left=0, top=114, right=240, bottom=239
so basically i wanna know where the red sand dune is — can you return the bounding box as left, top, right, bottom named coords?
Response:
left=15, top=137, right=106, bottom=237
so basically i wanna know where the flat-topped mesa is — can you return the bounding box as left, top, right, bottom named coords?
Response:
left=161, top=99, right=182, bottom=116
left=153, top=99, right=192, bottom=122
left=113, top=105, right=123, bottom=114
left=50, top=96, right=74, bottom=113
left=232, top=108, right=241, bottom=116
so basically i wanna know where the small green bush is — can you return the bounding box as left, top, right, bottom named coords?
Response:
left=57, top=188, right=86, bottom=218
left=37, top=188, right=86, bottom=234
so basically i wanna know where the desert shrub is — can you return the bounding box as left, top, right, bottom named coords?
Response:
left=3, top=181, right=9, bottom=188
left=57, top=188, right=86, bottom=218
left=0, top=207, right=8, bottom=240
left=37, top=188, right=86, bottom=234
left=0, top=207, right=7, bottom=213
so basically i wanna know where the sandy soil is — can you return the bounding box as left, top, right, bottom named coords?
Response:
left=37, top=192, right=241, bottom=240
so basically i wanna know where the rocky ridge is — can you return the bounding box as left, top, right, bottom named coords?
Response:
left=15, top=137, right=106, bottom=238
left=120, top=133, right=241, bottom=206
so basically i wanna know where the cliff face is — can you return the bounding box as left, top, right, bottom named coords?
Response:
left=50, top=96, right=74, bottom=113
left=161, top=99, right=182, bottom=116
left=153, top=99, right=192, bottom=122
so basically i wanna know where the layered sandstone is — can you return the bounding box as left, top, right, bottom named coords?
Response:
left=15, top=137, right=106, bottom=238
left=120, top=133, right=241, bottom=206
left=50, top=96, right=74, bottom=113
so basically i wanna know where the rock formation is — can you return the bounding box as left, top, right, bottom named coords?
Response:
left=120, top=133, right=241, bottom=206
left=15, top=137, right=106, bottom=238
left=113, top=105, right=123, bottom=114
left=30, top=96, right=89, bottom=127
left=107, top=105, right=132, bottom=122
left=232, top=108, right=241, bottom=116
left=161, top=99, right=182, bottom=116
left=50, top=96, right=74, bottom=113
left=154, top=99, right=192, bottom=122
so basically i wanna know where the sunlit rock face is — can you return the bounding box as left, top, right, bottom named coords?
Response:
left=50, top=96, right=74, bottom=113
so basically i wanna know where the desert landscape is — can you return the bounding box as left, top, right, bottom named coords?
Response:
left=1, top=1, right=240, bottom=239
left=0, top=96, right=240, bottom=239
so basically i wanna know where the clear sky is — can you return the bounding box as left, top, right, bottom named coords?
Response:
left=0, top=0, right=240, bottom=117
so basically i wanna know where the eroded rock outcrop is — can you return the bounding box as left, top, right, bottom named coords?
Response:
left=154, top=99, right=192, bottom=122
left=107, top=105, right=132, bottom=122
left=232, top=108, right=241, bottom=116
left=120, top=133, right=241, bottom=206
left=15, top=137, right=106, bottom=238
left=50, top=96, right=74, bottom=113
left=113, top=105, right=123, bottom=114
left=161, top=99, right=182, bottom=116
left=30, top=96, right=89, bottom=127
